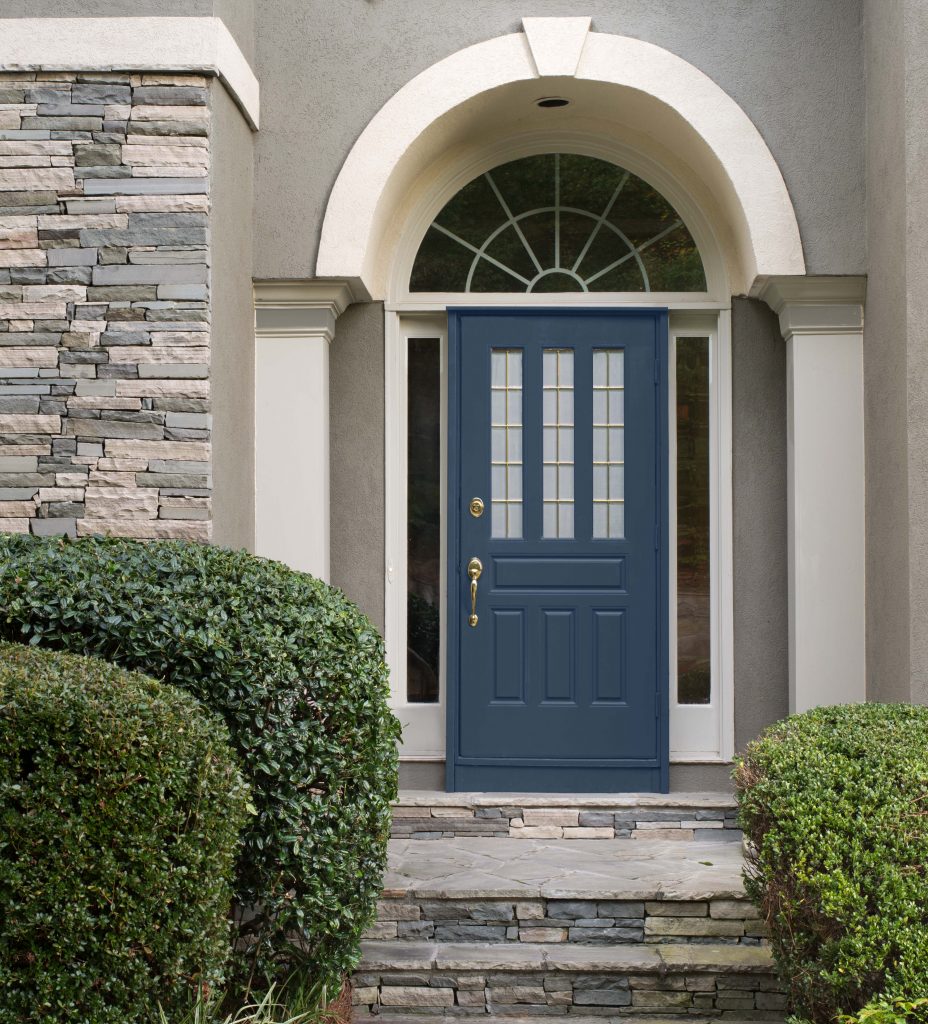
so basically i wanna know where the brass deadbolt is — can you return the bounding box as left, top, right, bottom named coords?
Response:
left=469, top=496, right=485, bottom=518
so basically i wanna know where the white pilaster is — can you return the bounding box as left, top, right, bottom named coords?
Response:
left=253, top=281, right=356, bottom=581
left=758, top=277, right=867, bottom=712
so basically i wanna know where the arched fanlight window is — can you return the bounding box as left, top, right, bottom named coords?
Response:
left=410, top=153, right=706, bottom=293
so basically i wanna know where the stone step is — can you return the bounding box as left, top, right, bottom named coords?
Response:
left=392, top=790, right=741, bottom=842
left=372, top=892, right=766, bottom=946
left=355, top=1018, right=781, bottom=1024
left=367, top=836, right=765, bottom=947
left=351, top=940, right=785, bottom=1018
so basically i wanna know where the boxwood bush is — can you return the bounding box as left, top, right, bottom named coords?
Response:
left=0, top=535, right=400, bottom=997
left=0, top=642, right=249, bottom=1023
left=734, top=703, right=928, bottom=1021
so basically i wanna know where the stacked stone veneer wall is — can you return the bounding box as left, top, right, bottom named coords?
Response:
left=0, top=71, right=212, bottom=540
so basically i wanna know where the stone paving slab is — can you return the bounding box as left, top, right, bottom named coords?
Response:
left=355, top=1018, right=779, bottom=1024
left=392, top=792, right=742, bottom=841
left=384, top=837, right=746, bottom=901
left=396, top=790, right=736, bottom=809
left=359, top=940, right=773, bottom=975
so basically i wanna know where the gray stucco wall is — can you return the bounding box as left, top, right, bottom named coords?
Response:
left=251, top=0, right=865, bottom=281
left=1, top=1, right=868, bottom=282
left=731, top=298, right=789, bottom=746
left=863, top=0, right=928, bottom=706
left=864, top=0, right=910, bottom=703
left=904, top=0, right=928, bottom=706
left=330, top=300, right=385, bottom=631
left=0, top=1, right=255, bottom=64
left=209, top=80, right=255, bottom=551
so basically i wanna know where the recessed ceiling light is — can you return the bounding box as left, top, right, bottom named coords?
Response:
left=536, top=97, right=570, bottom=109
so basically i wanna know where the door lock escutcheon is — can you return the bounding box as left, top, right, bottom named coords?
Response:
left=469, top=496, right=485, bottom=518
left=467, top=557, right=483, bottom=627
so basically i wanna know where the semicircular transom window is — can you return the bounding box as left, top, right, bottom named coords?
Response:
left=410, top=153, right=706, bottom=293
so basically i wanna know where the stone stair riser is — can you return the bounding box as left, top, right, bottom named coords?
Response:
left=352, top=969, right=786, bottom=1017
left=393, top=806, right=741, bottom=842
left=367, top=897, right=768, bottom=946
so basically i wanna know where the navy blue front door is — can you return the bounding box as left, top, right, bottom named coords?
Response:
left=447, top=309, right=669, bottom=792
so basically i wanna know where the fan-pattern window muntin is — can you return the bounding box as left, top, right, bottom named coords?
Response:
left=411, top=153, right=706, bottom=293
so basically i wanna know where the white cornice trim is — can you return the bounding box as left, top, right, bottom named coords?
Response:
left=253, top=280, right=361, bottom=315
left=754, top=275, right=867, bottom=340
left=0, top=17, right=259, bottom=130
left=254, top=280, right=362, bottom=342
left=752, top=274, right=867, bottom=309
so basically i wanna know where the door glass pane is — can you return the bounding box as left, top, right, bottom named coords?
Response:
left=491, top=349, right=523, bottom=538
left=407, top=338, right=441, bottom=703
left=592, top=348, right=625, bottom=538
left=676, top=336, right=711, bottom=705
left=543, top=349, right=574, bottom=538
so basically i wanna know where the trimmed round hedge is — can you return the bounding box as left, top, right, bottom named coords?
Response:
left=735, top=703, right=928, bottom=1021
left=0, top=642, right=249, bottom=1023
left=0, top=535, right=400, bottom=996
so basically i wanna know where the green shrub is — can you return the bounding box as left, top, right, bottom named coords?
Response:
left=0, top=535, right=400, bottom=997
left=734, top=703, right=928, bottom=1021
left=0, top=642, right=249, bottom=1024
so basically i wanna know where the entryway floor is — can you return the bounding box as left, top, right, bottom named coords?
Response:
left=383, top=836, right=746, bottom=901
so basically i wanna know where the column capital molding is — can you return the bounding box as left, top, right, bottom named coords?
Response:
left=253, top=279, right=363, bottom=342
left=753, top=275, right=866, bottom=340
left=0, top=17, right=259, bottom=130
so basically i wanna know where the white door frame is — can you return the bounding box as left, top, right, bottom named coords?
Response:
left=384, top=300, right=734, bottom=765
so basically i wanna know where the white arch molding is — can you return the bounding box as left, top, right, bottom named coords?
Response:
left=316, top=19, right=806, bottom=298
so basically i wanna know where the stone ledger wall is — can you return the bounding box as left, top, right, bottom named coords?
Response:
left=0, top=72, right=212, bottom=540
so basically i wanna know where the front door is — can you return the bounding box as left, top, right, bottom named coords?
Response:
left=447, top=309, right=668, bottom=792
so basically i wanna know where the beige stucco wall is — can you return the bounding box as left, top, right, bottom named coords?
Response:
left=209, top=79, right=256, bottom=551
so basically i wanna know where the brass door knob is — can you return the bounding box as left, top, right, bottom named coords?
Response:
left=467, top=557, right=483, bottom=626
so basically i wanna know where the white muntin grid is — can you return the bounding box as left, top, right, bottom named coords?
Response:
left=542, top=348, right=575, bottom=538
left=427, top=153, right=687, bottom=293
left=593, top=348, right=626, bottom=538
left=490, top=349, right=523, bottom=538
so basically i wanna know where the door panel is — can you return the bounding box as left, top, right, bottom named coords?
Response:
left=447, top=309, right=668, bottom=792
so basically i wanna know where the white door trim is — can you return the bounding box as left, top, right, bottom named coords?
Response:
left=385, top=305, right=734, bottom=764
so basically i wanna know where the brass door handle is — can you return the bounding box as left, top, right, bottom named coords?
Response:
left=467, top=557, right=483, bottom=627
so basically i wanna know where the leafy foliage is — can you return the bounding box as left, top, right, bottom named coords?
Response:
left=0, top=642, right=249, bottom=1023
left=156, top=977, right=349, bottom=1024
left=734, top=703, right=928, bottom=1021
left=0, top=536, right=401, bottom=996
left=836, top=997, right=928, bottom=1024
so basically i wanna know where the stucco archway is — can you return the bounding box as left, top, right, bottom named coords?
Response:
left=316, top=18, right=805, bottom=298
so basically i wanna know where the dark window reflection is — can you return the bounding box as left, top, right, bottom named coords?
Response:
left=407, top=339, right=441, bottom=702
left=676, top=338, right=711, bottom=704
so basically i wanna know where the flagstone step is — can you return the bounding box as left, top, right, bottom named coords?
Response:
left=366, top=837, right=765, bottom=946
left=351, top=940, right=785, bottom=1018
left=356, top=1018, right=781, bottom=1024
left=392, top=791, right=741, bottom=842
